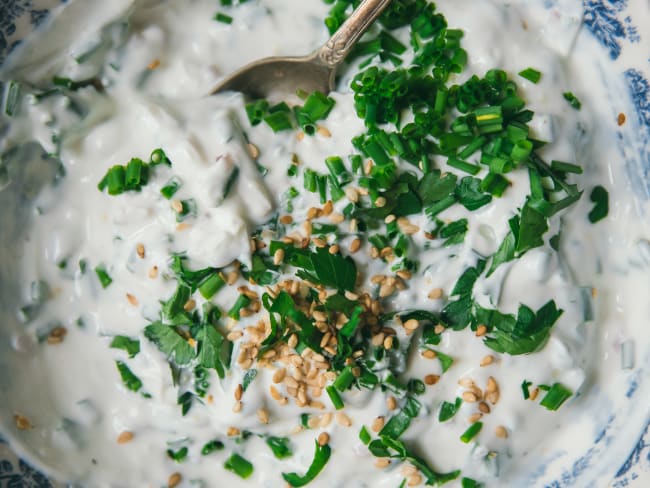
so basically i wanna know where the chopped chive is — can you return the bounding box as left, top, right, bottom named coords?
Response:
left=266, top=436, right=293, bottom=459
left=563, top=92, right=581, bottom=110
left=228, top=294, right=251, bottom=319
left=214, top=12, right=233, bottom=24
left=198, top=272, right=226, bottom=299
left=551, top=160, right=583, bottom=174
left=201, top=439, right=224, bottom=455
left=325, top=156, right=351, bottom=186
left=521, top=380, right=532, bottom=399
left=588, top=185, right=609, bottom=223
left=150, top=148, right=171, bottom=166
left=245, top=99, right=270, bottom=126
left=447, top=157, right=480, bottom=175
left=460, top=421, right=482, bottom=443
left=510, top=139, right=533, bottom=162
left=326, top=385, right=344, bottom=410
left=161, top=176, right=182, bottom=199
left=94, top=265, right=112, bottom=288
left=282, top=440, right=331, bottom=487
left=539, top=383, right=572, bottom=410
left=167, top=446, right=188, bottom=462
left=301, top=91, right=335, bottom=121
left=224, top=453, right=254, bottom=479
left=106, top=165, right=126, bottom=195
left=304, top=169, right=318, bottom=193
left=3, top=81, right=22, bottom=117
left=264, top=111, right=293, bottom=132
left=518, top=68, right=542, bottom=83
left=333, top=366, right=355, bottom=391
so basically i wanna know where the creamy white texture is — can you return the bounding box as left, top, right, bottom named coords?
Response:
left=1, top=1, right=649, bottom=488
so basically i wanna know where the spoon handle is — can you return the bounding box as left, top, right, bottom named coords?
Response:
left=317, top=0, right=393, bottom=67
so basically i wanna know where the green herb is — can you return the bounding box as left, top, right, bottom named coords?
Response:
left=161, top=177, right=182, bottom=199
left=115, top=361, right=143, bottom=392
left=539, top=382, right=572, bottom=410
left=167, top=446, right=188, bottom=462
left=214, top=12, right=233, bottom=23
left=242, top=369, right=258, bottom=391
left=228, top=294, right=252, bottom=319
left=110, top=336, right=140, bottom=358
left=296, top=246, right=357, bottom=291
left=196, top=324, right=230, bottom=378
left=359, top=426, right=372, bottom=445
left=282, top=440, right=331, bottom=487
left=518, top=68, right=541, bottom=83
left=224, top=453, right=254, bottom=479
left=380, top=396, right=421, bottom=439
left=264, top=110, right=293, bottom=132
left=3, top=81, right=22, bottom=117
left=563, top=91, right=581, bottom=110
left=201, top=439, right=225, bottom=455
left=588, top=185, right=609, bottom=223
left=435, top=350, right=454, bottom=372
left=460, top=421, right=482, bottom=443
left=144, top=322, right=195, bottom=365
left=266, top=436, right=293, bottom=459
left=94, top=265, right=112, bottom=288
left=462, top=477, right=482, bottom=488
left=326, top=385, right=345, bottom=410
left=521, top=380, right=532, bottom=400
left=438, top=218, right=468, bottom=246
left=198, top=271, right=226, bottom=299
left=438, top=397, right=462, bottom=422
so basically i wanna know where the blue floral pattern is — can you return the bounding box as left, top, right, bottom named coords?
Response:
left=0, top=0, right=649, bottom=487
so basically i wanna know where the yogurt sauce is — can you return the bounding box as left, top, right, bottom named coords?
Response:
left=0, top=0, right=649, bottom=487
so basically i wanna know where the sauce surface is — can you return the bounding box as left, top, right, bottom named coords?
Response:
left=0, top=1, right=649, bottom=487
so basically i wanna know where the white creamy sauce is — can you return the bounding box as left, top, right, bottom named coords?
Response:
left=0, top=1, right=649, bottom=487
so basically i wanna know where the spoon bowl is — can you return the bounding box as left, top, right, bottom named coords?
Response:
left=211, top=0, right=392, bottom=98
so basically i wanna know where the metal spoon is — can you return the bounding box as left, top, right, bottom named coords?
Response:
left=211, top=0, right=392, bottom=98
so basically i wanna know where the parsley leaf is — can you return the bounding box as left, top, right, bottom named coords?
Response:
left=455, top=177, right=492, bottom=211
left=144, top=321, right=195, bottom=365
left=110, top=336, right=140, bottom=358
left=115, top=361, right=142, bottom=392
left=195, top=324, right=230, bottom=378
left=266, top=436, right=293, bottom=459
left=379, top=396, right=421, bottom=439
left=297, top=247, right=357, bottom=291
left=438, top=397, right=462, bottom=422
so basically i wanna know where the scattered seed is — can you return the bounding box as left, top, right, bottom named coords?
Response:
left=424, top=374, right=440, bottom=386
left=232, top=401, right=243, bottom=413
left=273, top=249, right=285, bottom=266
left=126, top=293, right=138, bottom=306
left=403, top=319, right=420, bottom=331
left=234, top=384, right=243, bottom=401
left=386, top=396, right=398, bottom=411
left=421, top=349, right=437, bottom=360
left=317, top=431, right=330, bottom=446
left=486, top=376, right=498, bottom=393
left=280, top=215, right=293, bottom=225
left=428, top=288, right=444, bottom=299
left=168, top=472, right=182, bottom=488
left=47, top=326, right=67, bottom=345
left=345, top=187, right=359, bottom=203
left=257, top=407, right=270, bottom=424
left=317, top=126, right=332, bottom=138
left=329, top=244, right=340, bottom=254
left=529, top=387, right=540, bottom=401
left=329, top=213, right=345, bottom=224
left=383, top=336, right=394, bottom=350
left=468, top=413, right=483, bottom=424
left=117, top=430, right=134, bottom=444
left=319, top=413, right=333, bottom=428
left=480, top=355, right=495, bottom=367
left=183, top=299, right=196, bottom=312
left=478, top=402, right=491, bottom=414
left=136, top=243, right=145, bottom=258
left=617, top=112, right=626, bottom=126
left=374, top=458, right=390, bottom=468
left=375, top=196, right=387, bottom=207
left=434, top=324, right=446, bottom=334
left=335, top=412, right=352, bottom=427
left=247, top=143, right=259, bottom=159
left=227, top=330, right=243, bottom=341
left=396, top=269, right=412, bottom=280
left=495, top=426, right=508, bottom=438
left=476, top=324, right=488, bottom=337
left=462, top=391, right=478, bottom=403
left=371, top=416, right=385, bottom=432
left=170, top=200, right=184, bottom=213
left=458, top=378, right=476, bottom=389
left=408, top=474, right=423, bottom=486
left=148, top=266, right=159, bottom=279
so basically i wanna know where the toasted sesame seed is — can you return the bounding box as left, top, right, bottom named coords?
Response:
left=280, top=215, right=293, bottom=225
left=495, top=426, right=508, bottom=438
left=364, top=159, right=374, bottom=175
left=335, top=412, right=352, bottom=427
left=371, top=416, right=385, bottom=432
left=387, top=396, right=398, bottom=411
left=269, top=385, right=283, bottom=401
left=476, top=324, right=488, bottom=337
left=434, top=324, right=446, bottom=334
left=307, top=207, right=321, bottom=219
left=487, top=390, right=500, bottom=405
left=375, top=458, right=390, bottom=468
left=396, top=269, right=412, bottom=280
left=480, top=355, right=495, bottom=367
left=486, top=376, right=498, bottom=393
left=247, top=143, right=260, bottom=159
left=117, top=431, right=134, bottom=444
left=319, top=413, right=333, bottom=427
left=617, top=113, right=626, bottom=126
left=272, top=368, right=287, bottom=384
left=183, top=299, right=196, bottom=312
left=329, top=244, right=340, bottom=254
left=378, top=283, right=395, bottom=298
left=126, top=293, right=138, bottom=306
left=234, top=384, right=243, bottom=401
left=383, top=336, right=394, bottom=350
left=317, top=431, right=330, bottom=446
left=478, top=402, right=491, bottom=414
left=227, top=330, right=243, bottom=341
left=15, top=415, right=32, bottom=431
left=468, top=413, right=483, bottom=424
left=147, top=59, right=160, bottom=70
left=462, top=391, right=478, bottom=403
left=428, top=288, right=444, bottom=299
left=273, top=248, right=285, bottom=266
left=322, top=200, right=334, bottom=216
left=371, top=333, right=385, bottom=347
left=233, top=401, right=243, bottom=413
left=529, top=387, right=540, bottom=401
left=227, top=426, right=240, bottom=436
left=424, top=374, right=440, bottom=385
left=458, top=377, right=476, bottom=388
left=348, top=237, right=362, bottom=254
left=403, top=319, right=420, bottom=331
left=257, top=407, right=270, bottom=424
left=317, top=126, right=332, bottom=138
left=408, top=473, right=423, bottom=486
left=329, top=213, right=345, bottom=224
left=401, top=465, right=417, bottom=476
left=136, top=243, right=145, bottom=259
left=421, top=349, right=437, bottom=359
left=148, top=266, right=159, bottom=279
left=168, top=472, right=182, bottom=488
left=375, top=196, right=387, bottom=208
left=170, top=200, right=184, bottom=213
left=47, top=326, right=68, bottom=345
left=344, top=186, right=359, bottom=203
left=384, top=214, right=396, bottom=224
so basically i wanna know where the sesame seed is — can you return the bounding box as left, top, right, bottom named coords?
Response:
left=257, top=407, right=270, bottom=424
left=13, top=414, right=31, bottom=430
left=280, top=215, right=293, bottom=225
left=335, top=412, right=352, bottom=427
left=234, top=384, right=243, bottom=401
left=486, top=376, right=498, bottom=393
left=170, top=200, right=183, bottom=213
left=168, top=473, right=182, bottom=488
left=345, top=187, right=359, bottom=203
left=371, top=416, right=385, bottom=432
left=47, top=326, right=67, bottom=345
left=529, top=387, right=540, bottom=401
left=183, top=299, right=196, bottom=312
left=329, top=244, right=340, bottom=254
left=232, top=401, right=243, bottom=413
left=317, top=431, right=330, bottom=446
left=126, top=293, right=138, bottom=306
left=403, top=319, right=420, bottom=331
left=317, top=126, right=332, bottom=138
left=329, top=213, right=345, bottom=224
left=307, top=207, right=321, bottom=219
left=269, top=385, right=283, bottom=401
left=386, top=396, right=398, bottom=411
left=383, top=336, right=394, bottom=350
left=487, top=390, right=500, bottom=405
left=313, top=237, right=327, bottom=248
left=273, top=248, right=285, bottom=266
left=462, top=391, right=478, bottom=403
left=408, top=473, right=423, bottom=486
left=468, top=413, right=483, bottom=424
left=375, top=458, right=390, bottom=468
left=117, top=431, right=134, bottom=444
left=458, top=377, right=476, bottom=388
left=379, top=284, right=395, bottom=298
left=322, top=200, right=334, bottom=216
left=375, top=196, right=387, bottom=208
left=136, top=243, right=145, bottom=258
left=476, top=324, right=488, bottom=337
left=428, top=288, right=444, bottom=299
left=148, top=266, right=159, bottom=279
left=227, top=427, right=240, bottom=436
left=480, top=355, right=495, bottom=367
left=226, top=330, right=243, bottom=341
left=272, top=368, right=287, bottom=384
left=434, top=324, right=446, bottom=334
left=296, top=131, right=305, bottom=141
left=247, top=143, right=259, bottom=159
left=147, top=59, right=161, bottom=70
left=424, top=374, right=440, bottom=385
left=396, top=269, right=412, bottom=280
left=319, top=413, right=333, bottom=428
left=617, top=112, right=626, bottom=126
left=478, top=402, right=491, bottom=414
left=421, top=349, right=437, bottom=359
left=384, top=214, right=396, bottom=224
left=495, top=426, right=508, bottom=438
left=364, top=159, right=373, bottom=175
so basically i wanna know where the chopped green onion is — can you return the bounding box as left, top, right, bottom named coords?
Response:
left=245, top=99, right=270, bottom=126
left=160, top=176, right=182, bottom=199
left=438, top=397, right=462, bottom=422
left=304, top=168, right=318, bottom=192
left=301, top=91, right=335, bottom=121
left=521, top=380, right=532, bottom=400
left=94, top=265, right=112, bottom=288
left=551, top=160, right=583, bottom=174
left=282, top=440, right=331, bottom=487
left=563, top=92, right=581, bottom=110
left=539, top=383, right=572, bottom=410
left=201, top=439, right=224, bottom=455
left=266, top=436, right=293, bottom=459
left=228, top=294, right=252, bottom=319
left=110, top=336, right=140, bottom=358
left=264, top=111, right=293, bottom=132
left=518, top=68, right=542, bottom=83
left=3, top=81, right=22, bottom=117
left=224, top=453, right=254, bottom=479
left=448, top=157, right=480, bottom=175
left=460, top=421, right=483, bottom=443
left=214, top=12, right=233, bottom=24
left=198, top=272, right=226, bottom=299
left=115, top=361, right=142, bottom=392
left=588, top=185, right=609, bottom=223
left=326, top=385, right=344, bottom=410
left=150, top=148, right=171, bottom=166
left=167, top=446, right=188, bottom=463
